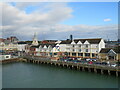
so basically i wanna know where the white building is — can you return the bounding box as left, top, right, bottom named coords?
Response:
left=0, top=42, right=18, bottom=51
left=32, top=33, right=39, bottom=46
left=0, top=55, right=11, bottom=60
left=57, top=38, right=105, bottom=58
left=17, top=42, right=27, bottom=51
left=30, top=38, right=105, bottom=58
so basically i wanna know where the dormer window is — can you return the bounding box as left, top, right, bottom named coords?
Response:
left=73, top=45, right=75, bottom=47
left=79, top=45, right=81, bottom=47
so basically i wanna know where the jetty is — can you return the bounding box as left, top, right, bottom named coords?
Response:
left=21, top=56, right=120, bottom=77
left=1, top=55, right=120, bottom=76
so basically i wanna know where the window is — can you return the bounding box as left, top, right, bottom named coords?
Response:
left=86, top=45, right=88, bottom=48
left=73, top=45, right=75, bottom=47
left=72, top=53, right=76, bottom=56
left=79, top=45, right=81, bottom=47
left=79, top=49, right=81, bottom=52
left=54, top=53, right=57, bottom=55
left=78, top=53, right=83, bottom=56
left=85, top=53, right=90, bottom=56
left=86, top=49, right=88, bottom=52
left=92, top=53, right=95, bottom=57
left=6, top=56, right=9, bottom=58
left=73, top=49, right=75, bottom=52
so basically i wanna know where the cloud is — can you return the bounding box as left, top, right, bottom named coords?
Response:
left=1, top=2, right=118, bottom=41
left=104, top=18, right=112, bottom=22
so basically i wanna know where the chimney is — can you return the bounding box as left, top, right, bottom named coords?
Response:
left=70, top=35, right=73, bottom=41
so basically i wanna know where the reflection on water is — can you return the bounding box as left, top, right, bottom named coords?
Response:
left=2, top=62, right=119, bottom=88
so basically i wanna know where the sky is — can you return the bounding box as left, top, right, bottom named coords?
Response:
left=0, top=2, right=119, bottom=41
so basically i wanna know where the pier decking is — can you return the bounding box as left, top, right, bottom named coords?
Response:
left=22, top=56, right=120, bottom=77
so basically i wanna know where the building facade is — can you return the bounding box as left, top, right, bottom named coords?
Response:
left=29, top=38, right=105, bottom=59
left=99, top=47, right=120, bottom=61
left=57, top=38, right=105, bottom=58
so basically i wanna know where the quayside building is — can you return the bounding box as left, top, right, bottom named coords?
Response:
left=29, top=34, right=105, bottom=59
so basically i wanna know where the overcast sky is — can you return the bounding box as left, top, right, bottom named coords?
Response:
left=1, top=2, right=118, bottom=41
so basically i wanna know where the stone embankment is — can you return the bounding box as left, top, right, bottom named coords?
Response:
left=0, top=58, right=27, bottom=64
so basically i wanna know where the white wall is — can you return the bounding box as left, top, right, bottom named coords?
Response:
left=99, top=39, right=105, bottom=52
left=17, top=44, right=27, bottom=51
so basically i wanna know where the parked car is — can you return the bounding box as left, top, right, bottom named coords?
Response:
left=91, top=59, right=97, bottom=61
left=101, top=62, right=107, bottom=65
left=111, top=64, right=117, bottom=67
left=86, top=59, right=91, bottom=61
left=88, top=61, right=93, bottom=64
left=72, top=60, right=81, bottom=63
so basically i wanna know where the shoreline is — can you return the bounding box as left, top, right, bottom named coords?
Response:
left=1, top=56, right=120, bottom=77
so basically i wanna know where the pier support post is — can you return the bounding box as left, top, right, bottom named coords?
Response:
left=94, top=68, right=97, bottom=73
left=116, top=71, right=118, bottom=77
left=108, top=70, right=111, bottom=75
left=55, top=63, right=56, bottom=66
left=82, top=67, right=85, bottom=71
left=101, top=69, right=104, bottom=74
left=88, top=68, right=91, bottom=72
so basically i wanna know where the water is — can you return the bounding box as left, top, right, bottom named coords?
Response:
left=2, top=62, right=119, bottom=88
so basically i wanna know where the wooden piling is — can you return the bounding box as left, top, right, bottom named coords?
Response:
left=108, top=70, right=111, bottom=75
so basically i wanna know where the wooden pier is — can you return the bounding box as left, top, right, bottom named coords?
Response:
left=22, top=56, right=120, bottom=77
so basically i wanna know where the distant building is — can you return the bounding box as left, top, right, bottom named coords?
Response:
left=6, top=36, right=19, bottom=43
left=17, top=41, right=27, bottom=51
left=0, top=41, right=18, bottom=52
left=0, top=36, right=19, bottom=53
left=29, top=43, right=57, bottom=56
left=105, top=41, right=118, bottom=48
left=41, top=40, right=57, bottom=44
left=99, top=47, right=120, bottom=61
left=32, top=33, right=39, bottom=46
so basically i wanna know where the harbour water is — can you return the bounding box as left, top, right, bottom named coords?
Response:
left=2, top=62, right=119, bottom=88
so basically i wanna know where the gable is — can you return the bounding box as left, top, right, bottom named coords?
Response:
left=108, top=49, right=116, bottom=56
left=43, top=45, right=47, bottom=48
left=71, top=41, right=76, bottom=44
left=77, top=41, right=82, bottom=44
left=84, top=40, right=90, bottom=44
